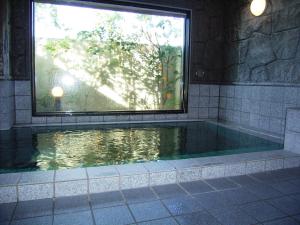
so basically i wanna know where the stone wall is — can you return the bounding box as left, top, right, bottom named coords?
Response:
left=10, top=0, right=31, bottom=80
left=0, top=0, right=3, bottom=79
left=0, top=0, right=10, bottom=79
left=223, top=0, right=300, bottom=83
left=0, top=0, right=14, bottom=130
left=219, top=0, right=300, bottom=137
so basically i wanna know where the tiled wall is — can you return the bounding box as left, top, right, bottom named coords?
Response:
left=188, top=84, right=219, bottom=119
left=14, top=81, right=32, bottom=124
left=7, top=81, right=300, bottom=141
left=14, top=81, right=220, bottom=126
left=219, top=85, right=300, bottom=137
left=0, top=81, right=15, bottom=130
left=10, top=82, right=300, bottom=140
left=285, top=108, right=300, bottom=154
left=218, top=0, right=300, bottom=139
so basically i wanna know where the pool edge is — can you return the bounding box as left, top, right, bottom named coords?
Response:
left=1, top=149, right=299, bottom=203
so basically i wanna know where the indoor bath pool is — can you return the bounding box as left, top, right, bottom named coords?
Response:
left=0, top=122, right=283, bottom=173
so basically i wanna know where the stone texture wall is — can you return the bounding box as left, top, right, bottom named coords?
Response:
left=0, top=0, right=3, bottom=79
left=10, top=0, right=31, bottom=80
left=0, top=0, right=10, bottom=79
left=223, top=0, right=300, bottom=83
left=0, top=0, right=15, bottom=130
left=218, top=0, right=300, bottom=138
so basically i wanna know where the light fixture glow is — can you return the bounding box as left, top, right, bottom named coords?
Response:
left=51, top=86, right=64, bottom=98
left=250, top=0, right=266, bottom=16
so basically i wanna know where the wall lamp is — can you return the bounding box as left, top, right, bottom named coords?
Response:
left=250, top=0, right=266, bottom=16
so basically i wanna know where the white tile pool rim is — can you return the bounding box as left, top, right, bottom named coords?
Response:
left=1, top=149, right=300, bottom=203
left=1, top=120, right=298, bottom=203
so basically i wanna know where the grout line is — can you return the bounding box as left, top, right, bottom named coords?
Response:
left=259, top=216, right=300, bottom=224
left=51, top=195, right=55, bottom=225
left=177, top=182, right=195, bottom=197
left=265, top=196, right=299, bottom=218
left=88, top=195, right=97, bottom=225
left=149, top=186, right=160, bottom=200
left=227, top=176, right=253, bottom=187
left=85, top=168, right=91, bottom=202
left=132, top=216, right=180, bottom=225
left=125, top=202, right=138, bottom=224
left=53, top=171, right=56, bottom=200
left=119, top=188, right=127, bottom=203
left=158, top=198, right=176, bottom=220
left=15, top=184, right=19, bottom=203
left=201, top=179, right=219, bottom=191
left=8, top=201, right=18, bottom=225
left=113, top=166, right=122, bottom=191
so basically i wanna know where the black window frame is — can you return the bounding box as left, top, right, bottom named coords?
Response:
left=31, top=0, right=191, bottom=116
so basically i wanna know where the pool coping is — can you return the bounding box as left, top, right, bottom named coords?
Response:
left=1, top=148, right=300, bottom=203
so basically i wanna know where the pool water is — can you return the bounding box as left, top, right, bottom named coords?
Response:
left=0, top=122, right=283, bottom=173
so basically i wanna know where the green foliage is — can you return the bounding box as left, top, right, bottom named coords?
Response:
left=35, top=4, right=184, bottom=112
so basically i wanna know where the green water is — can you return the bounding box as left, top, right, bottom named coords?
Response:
left=0, top=122, right=283, bottom=173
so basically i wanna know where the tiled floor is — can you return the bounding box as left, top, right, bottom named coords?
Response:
left=1, top=167, right=300, bottom=225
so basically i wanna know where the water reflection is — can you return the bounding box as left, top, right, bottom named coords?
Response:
left=35, top=127, right=181, bottom=169
left=0, top=122, right=283, bottom=172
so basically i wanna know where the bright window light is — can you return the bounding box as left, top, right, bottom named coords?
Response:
left=33, top=1, right=189, bottom=114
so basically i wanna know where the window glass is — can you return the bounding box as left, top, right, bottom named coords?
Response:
left=34, top=1, right=187, bottom=113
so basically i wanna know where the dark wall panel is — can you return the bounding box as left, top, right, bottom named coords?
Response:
left=223, top=0, right=300, bottom=84
left=10, top=0, right=31, bottom=80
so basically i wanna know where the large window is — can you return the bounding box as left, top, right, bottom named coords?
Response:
left=33, top=0, right=189, bottom=114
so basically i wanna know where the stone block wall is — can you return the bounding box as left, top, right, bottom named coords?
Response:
left=285, top=108, right=300, bottom=153
left=0, top=0, right=10, bottom=79
left=218, top=0, right=300, bottom=137
left=223, top=0, right=300, bottom=83
left=10, top=0, right=31, bottom=80
left=0, top=0, right=14, bottom=130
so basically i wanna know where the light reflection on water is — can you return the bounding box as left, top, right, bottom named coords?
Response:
left=36, top=128, right=181, bottom=169
left=0, top=122, right=283, bottom=172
